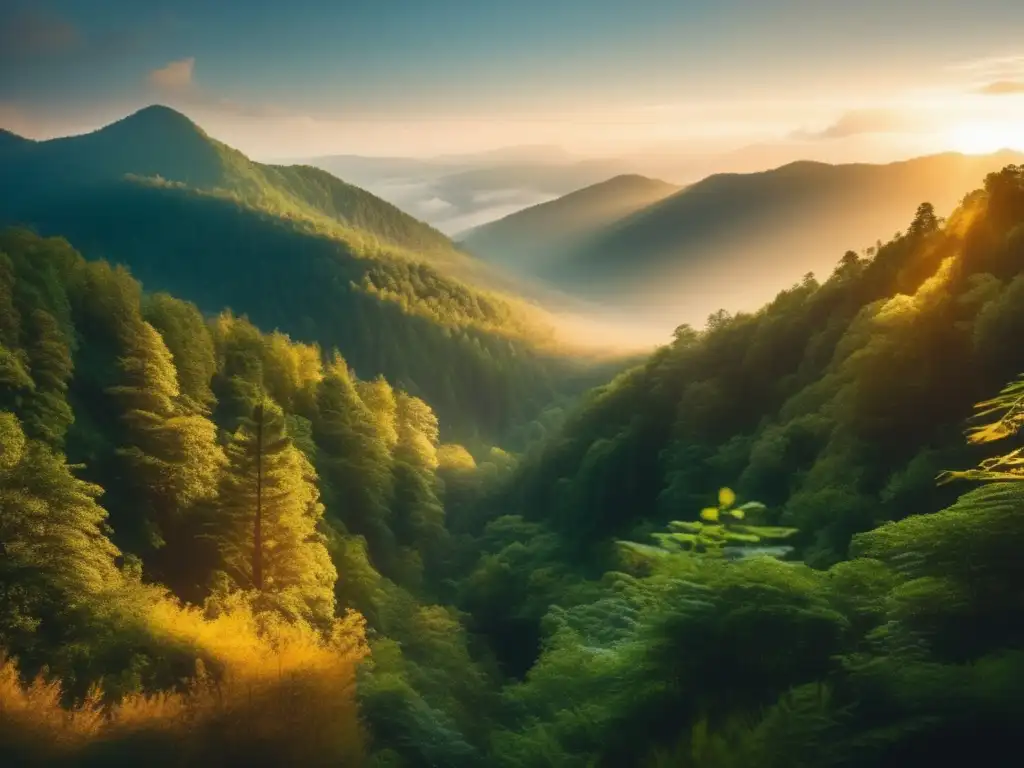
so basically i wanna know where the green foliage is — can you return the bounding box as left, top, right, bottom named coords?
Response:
left=5, top=161, right=1024, bottom=768
left=0, top=107, right=615, bottom=444
left=211, top=399, right=336, bottom=627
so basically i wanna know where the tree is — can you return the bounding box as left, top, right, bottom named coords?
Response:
left=908, top=202, right=940, bottom=238
left=144, top=293, right=217, bottom=413
left=21, top=309, right=74, bottom=447
left=391, top=393, right=447, bottom=586
left=213, top=398, right=336, bottom=626
left=314, top=355, right=395, bottom=570
left=107, top=320, right=223, bottom=593
left=939, top=374, right=1024, bottom=483
left=0, top=411, right=121, bottom=649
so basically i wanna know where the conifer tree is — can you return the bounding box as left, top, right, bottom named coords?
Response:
left=391, top=393, right=447, bottom=582
left=144, top=293, right=217, bottom=414
left=210, top=311, right=266, bottom=430
left=315, top=354, right=395, bottom=567
left=0, top=253, right=32, bottom=404
left=0, top=411, right=120, bottom=647
left=107, top=320, right=224, bottom=591
left=21, top=308, right=74, bottom=447
left=214, top=398, right=336, bottom=625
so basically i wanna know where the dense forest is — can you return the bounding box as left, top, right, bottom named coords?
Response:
left=2, top=153, right=1024, bottom=767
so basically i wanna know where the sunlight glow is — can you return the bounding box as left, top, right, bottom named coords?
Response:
left=946, top=119, right=1024, bottom=154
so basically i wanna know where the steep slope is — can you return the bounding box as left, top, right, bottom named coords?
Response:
left=476, top=151, right=1022, bottom=328
left=489, top=165, right=1024, bottom=563
left=458, top=174, right=679, bottom=271
left=0, top=107, right=620, bottom=441
left=0, top=105, right=455, bottom=258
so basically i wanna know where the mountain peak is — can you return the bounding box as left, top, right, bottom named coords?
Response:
left=104, top=104, right=206, bottom=139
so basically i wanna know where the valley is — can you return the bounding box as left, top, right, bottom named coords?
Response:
left=4, top=10, right=1024, bottom=760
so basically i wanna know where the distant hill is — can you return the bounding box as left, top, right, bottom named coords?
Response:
left=0, top=106, right=621, bottom=440
left=465, top=151, right=1024, bottom=327
left=0, top=105, right=455, bottom=258
left=458, top=174, right=679, bottom=272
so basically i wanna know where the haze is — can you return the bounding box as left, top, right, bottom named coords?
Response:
left=4, top=0, right=1024, bottom=161
left=5, top=0, right=1024, bottom=350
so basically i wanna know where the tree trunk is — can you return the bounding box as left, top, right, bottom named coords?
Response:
left=253, top=402, right=264, bottom=591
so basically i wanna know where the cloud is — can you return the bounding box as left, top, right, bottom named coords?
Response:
left=791, top=108, right=928, bottom=141
left=148, top=58, right=196, bottom=91
left=948, top=54, right=1024, bottom=77
left=145, top=59, right=288, bottom=120
left=0, top=8, right=79, bottom=60
left=976, top=80, right=1024, bottom=96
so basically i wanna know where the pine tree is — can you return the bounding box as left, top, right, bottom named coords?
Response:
left=144, top=293, right=217, bottom=414
left=391, top=393, right=447, bottom=585
left=21, top=308, right=75, bottom=447
left=210, top=311, right=265, bottom=431
left=0, top=411, right=120, bottom=648
left=107, top=320, right=223, bottom=592
left=214, top=398, right=336, bottom=626
left=0, top=253, right=32, bottom=406
left=315, top=355, right=395, bottom=568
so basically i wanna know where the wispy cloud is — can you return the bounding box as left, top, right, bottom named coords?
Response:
left=948, top=54, right=1024, bottom=76
left=145, top=58, right=286, bottom=120
left=976, top=80, right=1024, bottom=96
left=790, top=108, right=929, bottom=141
left=148, top=58, right=195, bottom=92
left=0, top=7, right=79, bottom=60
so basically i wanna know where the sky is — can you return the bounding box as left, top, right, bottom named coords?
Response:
left=3, top=0, right=1024, bottom=161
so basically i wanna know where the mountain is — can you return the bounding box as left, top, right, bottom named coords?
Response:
left=0, top=105, right=456, bottom=259
left=0, top=106, right=620, bottom=441
left=464, top=151, right=1024, bottom=330
left=457, top=174, right=679, bottom=272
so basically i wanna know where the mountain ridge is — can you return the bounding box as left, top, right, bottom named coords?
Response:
left=0, top=104, right=459, bottom=259
left=462, top=149, right=1024, bottom=328
left=458, top=173, right=679, bottom=272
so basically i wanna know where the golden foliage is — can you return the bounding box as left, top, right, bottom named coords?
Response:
left=0, top=594, right=369, bottom=766
left=437, top=443, right=477, bottom=472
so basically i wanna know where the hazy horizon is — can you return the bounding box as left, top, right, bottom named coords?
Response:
left=4, top=1, right=1024, bottom=165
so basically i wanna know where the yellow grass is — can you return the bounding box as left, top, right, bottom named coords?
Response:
left=0, top=593, right=369, bottom=766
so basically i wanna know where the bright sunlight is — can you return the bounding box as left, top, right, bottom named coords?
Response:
left=946, top=119, right=1024, bottom=154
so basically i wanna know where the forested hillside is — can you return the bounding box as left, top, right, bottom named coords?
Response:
left=0, top=228, right=518, bottom=765
left=0, top=105, right=455, bottom=258
left=451, top=164, right=1024, bottom=764
left=2, top=163, right=1024, bottom=767
left=0, top=107, right=616, bottom=442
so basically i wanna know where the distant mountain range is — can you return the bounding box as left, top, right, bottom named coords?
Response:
left=458, top=174, right=679, bottom=272
left=460, top=151, right=1024, bottom=328
left=0, top=105, right=619, bottom=440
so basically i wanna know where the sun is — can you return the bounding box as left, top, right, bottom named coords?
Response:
left=946, top=120, right=1024, bottom=155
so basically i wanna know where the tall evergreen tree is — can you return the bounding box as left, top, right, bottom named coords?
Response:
left=213, top=398, right=336, bottom=626
left=0, top=411, right=120, bottom=649
left=315, top=354, right=395, bottom=569
left=107, top=320, right=223, bottom=593
left=391, top=393, right=447, bottom=586
left=144, top=293, right=218, bottom=414
left=21, top=308, right=75, bottom=447
left=0, top=253, right=32, bottom=405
